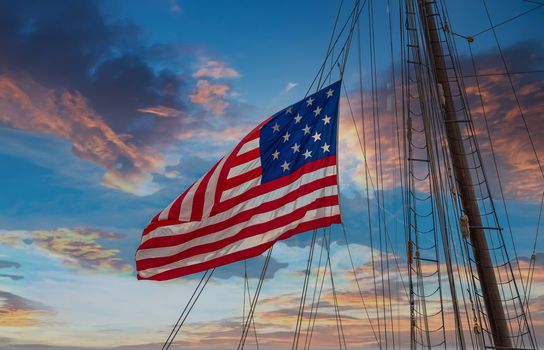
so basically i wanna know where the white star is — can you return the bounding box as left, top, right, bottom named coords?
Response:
left=326, top=88, right=334, bottom=98
left=322, top=115, right=331, bottom=125
left=291, top=143, right=301, bottom=153
left=282, top=131, right=291, bottom=142
left=303, top=149, right=312, bottom=159
left=306, top=97, right=314, bottom=106
left=272, top=122, right=280, bottom=133
left=321, top=142, right=331, bottom=153
left=285, top=106, right=293, bottom=114
left=312, top=131, right=321, bottom=142
left=281, top=160, right=290, bottom=172
left=302, top=124, right=311, bottom=135
left=313, top=106, right=322, bottom=116
left=294, top=114, right=302, bottom=124
left=272, top=150, right=280, bottom=160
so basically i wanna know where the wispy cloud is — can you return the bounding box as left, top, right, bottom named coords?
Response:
left=0, top=1, right=196, bottom=196
left=284, top=81, right=298, bottom=92
left=137, top=105, right=184, bottom=118
left=0, top=291, right=52, bottom=327
left=189, top=79, right=230, bottom=116
left=169, top=0, right=182, bottom=13
left=336, top=42, right=544, bottom=201
left=463, top=53, right=544, bottom=200
left=193, top=60, right=240, bottom=80
left=0, top=228, right=133, bottom=274
left=0, top=74, right=166, bottom=196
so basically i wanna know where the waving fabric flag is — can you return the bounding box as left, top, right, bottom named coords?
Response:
left=136, top=81, right=342, bottom=280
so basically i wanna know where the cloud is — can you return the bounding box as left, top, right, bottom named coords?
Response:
left=0, top=228, right=133, bottom=274
left=337, top=88, right=402, bottom=195
left=0, top=74, right=166, bottom=196
left=137, top=105, right=184, bottom=118
left=0, top=291, right=52, bottom=327
left=193, top=60, right=240, bottom=80
left=336, top=41, right=544, bottom=201
left=0, top=261, right=20, bottom=269
left=0, top=274, right=24, bottom=281
left=169, top=0, right=182, bottom=13
left=0, top=260, right=23, bottom=281
left=177, top=123, right=251, bottom=159
left=0, top=1, right=192, bottom=196
left=284, top=82, right=298, bottom=92
left=462, top=42, right=544, bottom=200
left=189, top=79, right=230, bottom=115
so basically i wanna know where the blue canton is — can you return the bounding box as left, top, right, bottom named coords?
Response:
left=260, top=80, right=341, bottom=184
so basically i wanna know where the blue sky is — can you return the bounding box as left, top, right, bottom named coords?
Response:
left=0, top=0, right=543, bottom=348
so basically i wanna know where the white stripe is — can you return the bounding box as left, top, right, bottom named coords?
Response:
left=138, top=205, right=340, bottom=278
left=201, top=156, right=228, bottom=218
left=159, top=156, right=224, bottom=221
left=141, top=165, right=336, bottom=244
left=137, top=185, right=337, bottom=261
left=227, top=158, right=261, bottom=179
left=237, top=138, right=259, bottom=156
left=220, top=176, right=262, bottom=202
left=158, top=195, right=178, bottom=221
left=178, top=177, right=203, bottom=221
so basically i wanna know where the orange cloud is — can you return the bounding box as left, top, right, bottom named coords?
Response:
left=338, top=91, right=403, bottom=194
left=0, top=228, right=133, bottom=274
left=189, top=79, right=230, bottom=116
left=193, top=60, right=240, bottom=80
left=0, top=73, right=165, bottom=195
left=0, top=291, right=52, bottom=327
left=137, top=105, right=184, bottom=118
left=464, top=71, right=544, bottom=200
left=337, top=70, right=543, bottom=201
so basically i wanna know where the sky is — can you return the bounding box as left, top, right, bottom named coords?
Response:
left=0, top=0, right=543, bottom=349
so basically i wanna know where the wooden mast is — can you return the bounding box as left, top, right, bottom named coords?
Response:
left=415, top=0, right=513, bottom=348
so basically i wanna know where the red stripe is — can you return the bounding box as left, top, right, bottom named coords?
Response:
left=230, top=148, right=260, bottom=167
left=189, top=160, right=221, bottom=222
left=136, top=195, right=338, bottom=271
left=166, top=186, right=190, bottom=221
left=158, top=124, right=264, bottom=229
left=141, top=155, right=337, bottom=236
left=215, top=155, right=336, bottom=214
left=137, top=214, right=341, bottom=280
left=138, top=174, right=338, bottom=250
left=211, top=121, right=267, bottom=214
left=222, top=167, right=262, bottom=191
left=150, top=213, right=160, bottom=223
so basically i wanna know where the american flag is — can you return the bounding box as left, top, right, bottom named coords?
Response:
left=136, top=81, right=342, bottom=280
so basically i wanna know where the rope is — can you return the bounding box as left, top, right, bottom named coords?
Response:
left=162, top=269, right=215, bottom=350
left=340, top=223, right=381, bottom=344
left=481, top=0, right=544, bottom=181
left=291, top=231, right=317, bottom=350
left=471, top=2, right=544, bottom=38
left=245, top=267, right=261, bottom=350
left=306, top=0, right=367, bottom=96
left=303, top=231, right=329, bottom=350
left=237, top=248, right=273, bottom=350
left=467, top=41, right=536, bottom=334
left=243, top=260, right=261, bottom=350
left=462, top=70, right=544, bottom=78
left=323, top=230, right=348, bottom=350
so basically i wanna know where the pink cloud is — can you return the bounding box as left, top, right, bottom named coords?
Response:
left=464, top=71, right=544, bottom=200
left=193, top=60, right=240, bottom=80
left=0, top=73, right=165, bottom=195
left=137, top=105, right=183, bottom=118
left=189, top=79, right=230, bottom=116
